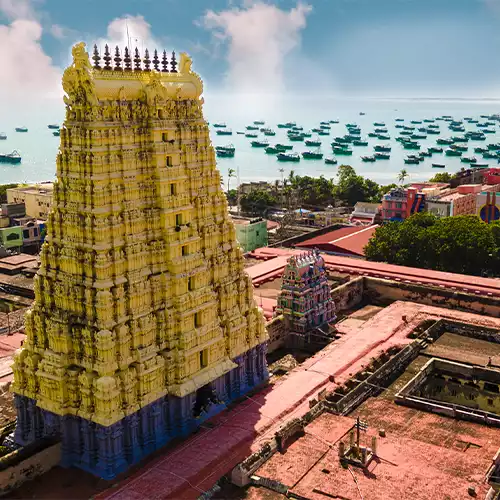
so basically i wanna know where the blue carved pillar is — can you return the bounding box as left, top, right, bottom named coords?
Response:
left=124, top=413, right=142, bottom=465
left=79, top=419, right=94, bottom=471
left=60, top=415, right=80, bottom=467
left=95, top=424, right=125, bottom=480
left=13, top=395, right=30, bottom=445
left=140, top=406, right=154, bottom=455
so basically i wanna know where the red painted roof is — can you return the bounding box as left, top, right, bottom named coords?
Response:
left=295, top=225, right=377, bottom=257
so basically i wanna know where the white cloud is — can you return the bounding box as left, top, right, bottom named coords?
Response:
left=0, top=0, right=35, bottom=21
left=0, top=2, right=62, bottom=108
left=50, top=23, right=68, bottom=39
left=201, top=1, right=312, bottom=95
left=94, top=15, right=162, bottom=63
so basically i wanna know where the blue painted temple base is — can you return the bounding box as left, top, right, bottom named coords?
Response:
left=14, top=345, right=268, bottom=480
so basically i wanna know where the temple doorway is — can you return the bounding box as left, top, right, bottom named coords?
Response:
left=193, top=384, right=216, bottom=417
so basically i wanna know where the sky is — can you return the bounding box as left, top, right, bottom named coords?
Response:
left=0, top=0, right=500, bottom=114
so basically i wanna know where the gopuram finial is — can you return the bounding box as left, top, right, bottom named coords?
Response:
left=123, top=47, right=132, bottom=71
left=143, top=49, right=151, bottom=72
left=103, top=44, right=112, bottom=70
left=133, top=47, right=142, bottom=71
left=153, top=49, right=160, bottom=71
left=162, top=50, right=169, bottom=72
left=92, top=44, right=101, bottom=69
left=114, top=46, right=122, bottom=71
left=170, top=51, right=178, bottom=73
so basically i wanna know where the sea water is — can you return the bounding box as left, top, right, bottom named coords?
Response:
left=0, top=96, right=499, bottom=188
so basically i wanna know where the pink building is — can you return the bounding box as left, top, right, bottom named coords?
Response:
left=381, top=187, right=425, bottom=222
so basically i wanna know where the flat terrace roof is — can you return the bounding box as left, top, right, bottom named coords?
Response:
left=247, top=247, right=500, bottom=297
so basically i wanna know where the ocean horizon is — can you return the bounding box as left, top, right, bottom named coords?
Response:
left=0, top=96, right=499, bottom=189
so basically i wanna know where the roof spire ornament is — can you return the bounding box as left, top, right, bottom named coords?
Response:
left=92, top=44, right=101, bottom=69
left=114, top=46, right=122, bottom=71
left=133, top=47, right=142, bottom=71
left=153, top=49, right=160, bottom=71
left=161, top=50, right=169, bottom=72
left=170, top=51, right=178, bottom=73
left=123, top=47, right=132, bottom=71
left=143, top=48, right=151, bottom=72
left=103, top=44, right=112, bottom=70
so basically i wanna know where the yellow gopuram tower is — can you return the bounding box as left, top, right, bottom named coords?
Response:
left=11, top=42, right=268, bottom=479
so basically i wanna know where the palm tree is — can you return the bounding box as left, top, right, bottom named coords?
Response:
left=227, top=168, right=235, bottom=192
left=398, top=169, right=409, bottom=185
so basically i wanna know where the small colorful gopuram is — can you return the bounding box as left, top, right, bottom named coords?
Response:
left=276, top=250, right=336, bottom=334
left=11, top=43, right=268, bottom=479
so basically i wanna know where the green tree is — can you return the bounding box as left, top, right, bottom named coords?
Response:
left=428, top=172, right=452, bottom=183
left=334, top=165, right=381, bottom=206
left=240, top=190, right=278, bottom=215
left=227, top=168, right=235, bottom=192
left=0, top=184, right=18, bottom=204
left=398, top=169, right=409, bottom=185
left=365, top=213, right=500, bottom=277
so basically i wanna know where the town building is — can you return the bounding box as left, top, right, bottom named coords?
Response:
left=294, top=225, right=378, bottom=258
left=232, top=217, right=268, bottom=252
left=10, top=43, right=268, bottom=480
left=381, top=187, right=425, bottom=222
left=349, top=202, right=381, bottom=225
left=275, top=250, right=336, bottom=337
left=477, top=191, right=500, bottom=223
left=6, top=183, right=53, bottom=219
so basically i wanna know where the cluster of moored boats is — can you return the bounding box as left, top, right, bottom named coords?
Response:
left=214, top=113, right=500, bottom=169
left=0, top=124, right=61, bottom=164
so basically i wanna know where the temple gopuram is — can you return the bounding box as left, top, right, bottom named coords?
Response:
left=276, top=250, right=336, bottom=339
left=10, top=43, right=268, bottom=479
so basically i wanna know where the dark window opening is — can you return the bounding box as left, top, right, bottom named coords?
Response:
left=176, top=214, right=182, bottom=226
left=193, top=383, right=216, bottom=417
left=195, top=312, right=201, bottom=328
left=166, top=155, right=173, bottom=167
left=23, top=229, right=29, bottom=238
left=188, top=277, right=194, bottom=291
left=182, top=245, right=188, bottom=256
left=170, top=183, right=176, bottom=195
left=200, top=349, right=208, bottom=369
left=162, top=132, right=168, bottom=142
left=488, top=398, right=494, bottom=406
left=484, top=382, right=499, bottom=393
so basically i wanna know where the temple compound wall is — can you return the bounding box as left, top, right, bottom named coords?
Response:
left=10, top=43, right=268, bottom=479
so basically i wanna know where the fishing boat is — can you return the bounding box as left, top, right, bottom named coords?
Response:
left=404, top=142, right=421, bottom=150
left=305, top=139, right=322, bottom=147
left=359, top=112, right=366, bottom=116
left=432, top=163, right=445, bottom=168
left=404, top=157, right=421, bottom=165
left=311, top=128, right=322, bottom=133
left=489, top=143, right=500, bottom=150
left=289, top=134, right=305, bottom=142
left=292, top=126, right=304, bottom=131
left=426, top=129, right=440, bottom=135
left=428, top=124, right=440, bottom=129
left=251, top=140, right=269, bottom=148
left=411, top=134, right=427, bottom=140
left=419, top=149, right=432, bottom=157
left=472, top=163, right=489, bottom=168
left=329, top=120, right=340, bottom=124
left=352, top=139, right=368, bottom=146
left=368, top=132, right=379, bottom=138
left=216, top=129, right=233, bottom=135
left=482, top=151, right=498, bottom=159
left=0, top=150, right=21, bottom=164
left=277, top=152, right=300, bottom=162
left=474, top=146, right=488, bottom=153
left=377, top=134, right=391, bottom=140
left=302, top=150, right=323, bottom=160
left=445, top=148, right=462, bottom=157
left=265, top=146, right=280, bottom=154
left=320, top=121, right=330, bottom=125
left=429, top=146, right=443, bottom=153
left=399, top=130, right=413, bottom=136
left=0, top=133, right=6, bottom=140
left=216, top=144, right=235, bottom=153
left=318, top=130, right=330, bottom=136
left=47, top=124, right=59, bottom=130
left=374, top=152, right=390, bottom=160
left=452, top=136, right=468, bottom=143
left=410, top=120, right=422, bottom=124
left=216, top=149, right=234, bottom=158
left=461, top=156, right=477, bottom=163
left=253, top=120, right=265, bottom=125
left=324, top=157, right=337, bottom=165
left=483, top=129, right=496, bottom=134
left=395, top=118, right=404, bottom=122
left=403, top=125, right=415, bottom=130
left=437, top=138, right=454, bottom=145
left=302, top=132, right=312, bottom=138
left=373, top=122, right=385, bottom=126
left=346, top=123, right=358, bottom=128
left=374, top=144, right=391, bottom=152
left=361, top=155, right=376, bottom=162
left=450, top=144, right=468, bottom=152
left=213, top=123, right=226, bottom=128
left=333, top=146, right=353, bottom=155
left=15, top=127, right=28, bottom=133
left=53, top=130, right=60, bottom=137
left=236, top=131, right=245, bottom=135
left=263, top=128, right=276, bottom=136
left=245, top=132, right=258, bottom=138
left=374, top=128, right=388, bottom=134
left=395, top=124, right=404, bottom=129
left=246, top=125, right=259, bottom=131
left=423, top=119, right=434, bottom=123
left=277, top=122, right=295, bottom=129
left=276, top=143, right=293, bottom=151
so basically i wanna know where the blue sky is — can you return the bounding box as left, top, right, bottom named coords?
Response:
left=0, top=0, right=500, bottom=106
